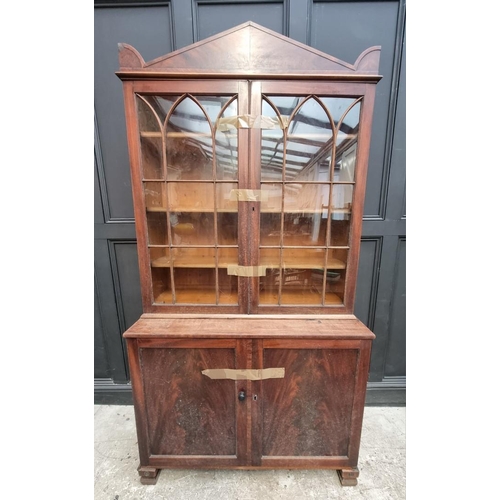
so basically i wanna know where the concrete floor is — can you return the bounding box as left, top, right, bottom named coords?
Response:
left=95, top=405, right=405, bottom=499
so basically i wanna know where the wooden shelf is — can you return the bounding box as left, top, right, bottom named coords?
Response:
left=151, top=251, right=345, bottom=270
left=155, top=289, right=237, bottom=305
left=154, top=289, right=342, bottom=306
left=140, top=131, right=212, bottom=138
left=146, top=205, right=349, bottom=215
left=151, top=254, right=236, bottom=268
left=259, top=290, right=343, bottom=305
left=261, top=207, right=351, bottom=214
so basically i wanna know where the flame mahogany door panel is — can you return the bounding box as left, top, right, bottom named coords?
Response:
left=252, top=338, right=372, bottom=469
left=129, top=338, right=251, bottom=469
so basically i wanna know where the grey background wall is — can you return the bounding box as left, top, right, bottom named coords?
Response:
left=94, top=0, right=406, bottom=405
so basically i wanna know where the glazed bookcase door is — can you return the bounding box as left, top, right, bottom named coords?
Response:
left=126, top=79, right=374, bottom=315
left=250, top=82, right=372, bottom=314
left=128, top=82, right=247, bottom=313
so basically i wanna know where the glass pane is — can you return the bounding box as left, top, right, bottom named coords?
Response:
left=171, top=247, right=215, bottom=268
left=166, top=97, right=213, bottom=180
left=261, top=99, right=284, bottom=182
left=141, top=95, right=180, bottom=124
left=267, top=96, right=305, bottom=123
left=137, top=98, right=163, bottom=179
left=285, top=98, right=332, bottom=182
left=147, top=212, right=168, bottom=245
left=334, top=102, right=360, bottom=181
left=259, top=249, right=281, bottom=305
left=216, top=98, right=238, bottom=180
left=197, top=96, right=232, bottom=125
left=140, top=135, right=163, bottom=179
left=168, top=182, right=214, bottom=212
left=282, top=183, right=330, bottom=246
left=324, top=269, right=345, bottom=305
left=260, top=184, right=282, bottom=245
left=216, top=183, right=238, bottom=213
left=329, top=219, right=350, bottom=247
left=217, top=213, right=238, bottom=245
left=144, top=181, right=165, bottom=211
left=137, top=97, right=161, bottom=132
left=283, top=248, right=325, bottom=270
left=174, top=268, right=216, bottom=304
left=327, top=248, right=348, bottom=269
left=261, top=213, right=281, bottom=246
left=150, top=247, right=171, bottom=269
left=321, top=98, right=357, bottom=128
left=151, top=267, right=173, bottom=304
left=170, top=211, right=214, bottom=246
left=280, top=268, right=322, bottom=305
left=282, top=212, right=326, bottom=247
left=218, top=247, right=238, bottom=268
left=331, top=184, right=353, bottom=220
left=218, top=269, right=238, bottom=304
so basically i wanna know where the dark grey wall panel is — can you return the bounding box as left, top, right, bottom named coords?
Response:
left=110, top=242, right=143, bottom=332
left=354, top=238, right=382, bottom=331
left=95, top=239, right=129, bottom=383
left=194, top=0, right=286, bottom=40
left=384, top=238, right=405, bottom=376
left=94, top=6, right=173, bottom=221
left=386, top=26, right=406, bottom=220
left=310, top=1, right=399, bottom=218
left=94, top=277, right=110, bottom=378
left=94, top=155, right=104, bottom=224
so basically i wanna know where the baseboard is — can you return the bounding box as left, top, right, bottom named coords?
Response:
left=95, top=376, right=406, bottom=406
left=366, top=376, right=406, bottom=406
left=94, top=379, right=133, bottom=405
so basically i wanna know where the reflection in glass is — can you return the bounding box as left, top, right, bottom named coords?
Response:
left=197, top=96, right=232, bottom=125
left=259, top=249, right=281, bottom=305
left=147, top=212, right=168, bottom=245
left=141, top=95, right=180, bottom=124
left=285, top=97, right=332, bottom=182
left=261, top=99, right=284, bottom=181
left=334, top=102, right=360, bottom=181
left=217, top=213, right=238, bottom=245
left=169, top=211, right=214, bottom=246
left=216, top=98, right=239, bottom=180
left=260, top=184, right=282, bottom=246
left=137, top=98, right=163, bottom=179
left=322, top=98, right=356, bottom=128
left=143, top=181, right=165, bottom=211
left=218, top=269, right=238, bottom=304
left=258, top=96, right=361, bottom=308
left=331, top=184, right=353, bottom=220
left=330, top=219, right=350, bottom=247
left=166, top=97, right=213, bottom=180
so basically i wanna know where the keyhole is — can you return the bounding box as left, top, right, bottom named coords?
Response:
left=253, top=395, right=258, bottom=401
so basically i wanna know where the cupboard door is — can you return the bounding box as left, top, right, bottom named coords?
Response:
left=136, top=339, right=248, bottom=465
left=258, top=340, right=363, bottom=464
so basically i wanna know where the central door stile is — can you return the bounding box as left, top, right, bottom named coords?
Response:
left=237, top=81, right=251, bottom=313
left=248, top=81, right=262, bottom=313
left=236, top=338, right=253, bottom=465
left=251, top=338, right=263, bottom=465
